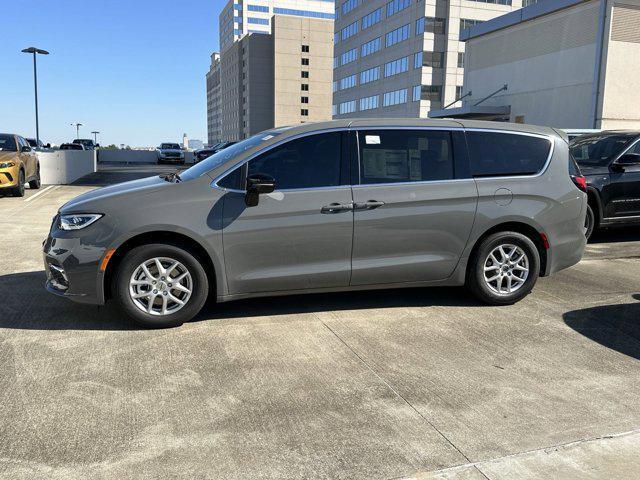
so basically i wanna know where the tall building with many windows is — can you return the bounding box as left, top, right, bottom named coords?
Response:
left=332, top=0, right=524, bottom=119
left=218, top=15, right=334, bottom=141
left=218, top=0, right=335, bottom=52
left=206, top=53, right=222, bottom=146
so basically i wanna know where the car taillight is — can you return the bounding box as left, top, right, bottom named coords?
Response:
left=571, top=175, right=587, bottom=192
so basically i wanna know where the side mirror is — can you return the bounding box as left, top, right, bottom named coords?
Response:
left=612, top=153, right=640, bottom=171
left=21, top=145, right=31, bottom=152
left=244, top=173, right=276, bottom=207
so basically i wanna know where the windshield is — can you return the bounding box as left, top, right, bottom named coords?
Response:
left=569, top=134, right=636, bottom=167
left=161, top=143, right=180, bottom=150
left=26, top=138, right=38, bottom=147
left=0, top=135, right=17, bottom=152
left=180, top=128, right=289, bottom=182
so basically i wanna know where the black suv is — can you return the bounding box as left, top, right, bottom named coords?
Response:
left=570, top=131, right=640, bottom=238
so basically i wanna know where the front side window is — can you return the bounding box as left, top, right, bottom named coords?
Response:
left=569, top=134, right=636, bottom=167
left=248, top=133, right=342, bottom=190
left=466, top=131, right=552, bottom=177
left=358, top=130, right=454, bottom=184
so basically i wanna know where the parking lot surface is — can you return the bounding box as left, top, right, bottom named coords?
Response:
left=1, top=165, right=639, bottom=479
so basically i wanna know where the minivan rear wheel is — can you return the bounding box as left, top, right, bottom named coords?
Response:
left=467, top=231, right=540, bottom=305
left=114, top=244, right=209, bottom=327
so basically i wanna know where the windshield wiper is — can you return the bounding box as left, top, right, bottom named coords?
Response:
left=160, top=171, right=182, bottom=183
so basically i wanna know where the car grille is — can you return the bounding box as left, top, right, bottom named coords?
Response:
left=164, top=152, right=180, bottom=158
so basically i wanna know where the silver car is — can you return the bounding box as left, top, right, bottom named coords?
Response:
left=44, top=119, right=588, bottom=327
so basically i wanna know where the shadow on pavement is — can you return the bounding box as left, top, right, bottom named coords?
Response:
left=589, top=226, right=640, bottom=244
left=0, top=270, right=478, bottom=330
left=563, top=294, right=640, bottom=360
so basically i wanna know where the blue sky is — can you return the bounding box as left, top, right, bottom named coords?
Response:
left=1, top=0, right=221, bottom=147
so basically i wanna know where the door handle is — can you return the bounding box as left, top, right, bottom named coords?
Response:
left=353, top=200, right=385, bottom=210
left=321, top=202, right=353, bottom=214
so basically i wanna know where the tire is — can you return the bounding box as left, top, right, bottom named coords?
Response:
left=467, top=231, right=540, bottom=305
left=584, top=203, right=595, bottom=240
left=28, top=166, right=41, bottom=189
left=114, top=243, right=209, bottom=328
left=12, top=170, right=25, bottom=197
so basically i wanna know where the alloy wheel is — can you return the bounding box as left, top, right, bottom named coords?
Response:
left=483, top=244, right=529, bottom=295
left=129, top=257, right=193, bottom=316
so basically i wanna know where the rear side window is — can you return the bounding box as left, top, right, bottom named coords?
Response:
left=466, top=131, right=551, bottom=177
left=358, top=130, right=453, bottom=184
left=248, top=132, right=341, bottom=190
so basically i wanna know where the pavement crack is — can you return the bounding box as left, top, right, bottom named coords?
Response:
left=322, top=321, right=473, bottom=465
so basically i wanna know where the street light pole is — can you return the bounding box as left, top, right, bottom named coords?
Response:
left=71, top=123, right=83, bottom=139
left=21, top=47, right=49, bottom=147
left=91, top=131, right=100, bottom=145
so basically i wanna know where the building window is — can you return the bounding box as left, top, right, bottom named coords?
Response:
left=248, top=17, right=270, bottom=25
left=341, top=48, right=358, bottom=65
left=341, top=21, right=359, bottom=40
left=386, top=24, right=410, bottom=47
left=332, top=104, right=337, bottom=116
left=359, top=95, right=379, bottom=111
left=421, top=85, right=441, bottom=102
left=387, top=0, right=410, bottom=17
left=466, top=0, right=511, bottom=4
left=456, top=86, right=464, bottom=100
left=301, top=109, right=309, bottom=116
left=460, top=19, right=484, bottom=32
left=339, top=100, right=357, bottom=114
left=414, top=51, right=422, bottom=69
left=361, top=37, right=381, bottom=57
left=361, top=7, right=382, bottom=30
left=412, top=85, right=421, bottom=102
left=360, top=66, right=380, bottom=84
left=302, top=45, right=309, bottom=52
left=333, top=81, right=338, bottom=92
left=457, top=52, right=464, bottom=68
left=423, top=52, right=444, bottom=68
left=417, top=17, right=446, bottom=34
left=273, top=7, right=335, bottom=19
left=342, top=0, right=359, bottom=15
left=384, top=57, right=409, bottom=77
left=301, top=96, right=309, bottom=103
left=301, top=71, right=309, bottom=78
left=247, top=4, right=269, bottom=12
left=333, top=56, right=339, bottom=68
left=339, top=74, right=357, bottom=90
left=302, top=58, right=309, bottom=65
left=302, top=84, right=309, bottom=91
left=382, top=88, right=408, bottom=106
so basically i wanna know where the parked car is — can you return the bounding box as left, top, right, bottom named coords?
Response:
left=59, top=143, right=85, bottom=150
left=570, top=131, right=640, bottom=238
left=73, top=139, right=97, bottom=150
left=157, top=143, right=185, bottom=164
left=26, top=138, right=45, bottom=150
left=563, top=129, right=601, bottom=142
left=193, top=142, right=236, bottom=163
left=43, top=119, right=587, bottom=327
left=0, top=133, right=41, bottom=197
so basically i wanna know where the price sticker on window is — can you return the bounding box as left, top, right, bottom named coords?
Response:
left=365, top=135, right=381, bottom=145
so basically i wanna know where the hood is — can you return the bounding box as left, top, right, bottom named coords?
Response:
left=0, top=151, right=18, bottom=163
left=159, top=148, right=182, bottom=153
left=60, top=175, right=167, bottom=213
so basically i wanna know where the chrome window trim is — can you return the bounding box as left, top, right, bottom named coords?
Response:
left=211, top=126, right=556, bottom=192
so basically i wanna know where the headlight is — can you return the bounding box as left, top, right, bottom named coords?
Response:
left=59, top=214, right=103, bottom=231
left=0, top=162, right=16, bottom=168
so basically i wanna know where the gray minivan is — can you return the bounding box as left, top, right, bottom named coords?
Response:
left=44, top=119, right=587, bottom=327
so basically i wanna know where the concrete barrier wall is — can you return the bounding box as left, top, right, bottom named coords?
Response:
left=98, top=150, right=195, bottom=164
left=38, top=150, right=97, bottom=185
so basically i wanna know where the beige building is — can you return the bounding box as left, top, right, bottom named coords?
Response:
left=332, top=0, right=526, bottom=119
left=218, top=15, right=334, bottom=141
left=205, top=53, right=222, bottom=146
left=430, top=0, right=640, bottom=129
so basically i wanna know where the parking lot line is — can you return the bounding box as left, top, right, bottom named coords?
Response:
left=24, top=185, right=58, bottom=202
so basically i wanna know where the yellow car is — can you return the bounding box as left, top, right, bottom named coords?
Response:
left=0, top=133, right=40, bottom=197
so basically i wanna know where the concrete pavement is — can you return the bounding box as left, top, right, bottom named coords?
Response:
left=0, top=165, right=639, bottom=479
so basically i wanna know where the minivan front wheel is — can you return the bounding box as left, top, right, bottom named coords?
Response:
left=467, top=232, right=540, bottom=305
left=115, top=244, right=209, bottom=327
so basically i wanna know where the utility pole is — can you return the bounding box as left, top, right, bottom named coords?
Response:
left=70, top=123, right=83, bottom=139
left=91, top=131, right=100, bottom=145
left=21, top=47, right=50, bottom=146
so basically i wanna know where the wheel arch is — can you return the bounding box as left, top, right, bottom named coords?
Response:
left=466, top=221, right=548, bottom=279
left=103, top=230, right=218, bottom=302
left=586, top=186, right=602, bottom=224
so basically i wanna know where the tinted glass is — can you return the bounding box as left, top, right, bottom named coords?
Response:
left=218, top=166, right=243, bottom=190
left=569, top=134, right=635, bottom=167
left=466, top=131, right=551, bottom=177
left=248, top=132, right=341, bottom=190
left=358, top=130, right=453, bottom=184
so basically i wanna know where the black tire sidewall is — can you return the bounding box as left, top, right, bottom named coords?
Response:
left=585, top=204, right=595, bottom=240
left=14, top=171, right=25, bottom=197
left=469, top=232, right=540, bottom=305
left=29, top=166, right=41, bottom=189
left=115, top=244, right=209, bottom=327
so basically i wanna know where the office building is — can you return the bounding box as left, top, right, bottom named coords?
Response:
left=430, top=0, right=640, bottom=129
left=332, top=0, right=525, bottom=119
left=218, top=15, right=334, bottom=141
left=206, top=53, right=222, bottom=146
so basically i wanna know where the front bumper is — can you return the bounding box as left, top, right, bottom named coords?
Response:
left=43, top=219, right=110, bottom=305
left=0, top=166, right=19, bottom=188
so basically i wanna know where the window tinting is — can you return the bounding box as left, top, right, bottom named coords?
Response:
left=219, top=166, right=244, bottom=189
left=466, top=131, right=551, bottom=177
left=358, top=130, right=453, bottom=184
left=569, top=134, right=635, bottom=167
left=248, top=133, right=342, bottom=189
